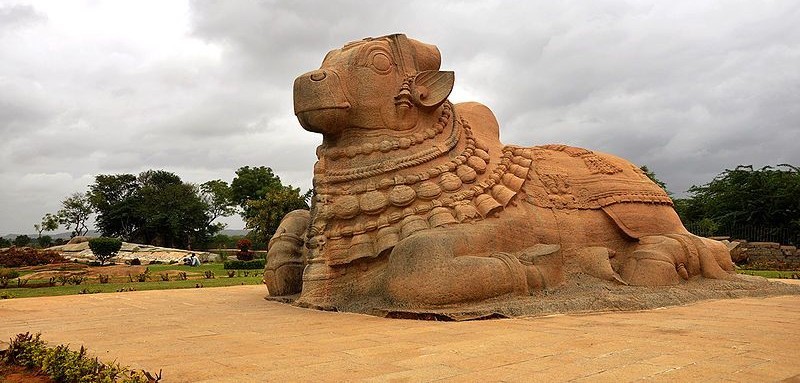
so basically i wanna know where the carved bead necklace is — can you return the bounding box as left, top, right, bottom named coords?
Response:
left=320, top=102, right=452, bottom=160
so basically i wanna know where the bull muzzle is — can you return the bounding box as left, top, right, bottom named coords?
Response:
left=293, top=69, right=351, bottom=134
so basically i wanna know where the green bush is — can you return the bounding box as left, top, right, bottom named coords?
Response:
left=2, top=332, right=158, bottom=382
left=88, top=237, right=122, bottom=265
left=0, top=267, right=20, bottom=288
left=223, top=259, right=265, bottom=270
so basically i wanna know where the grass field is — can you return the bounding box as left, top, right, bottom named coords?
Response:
left=737, top=269, right=799, bottom=279
left=0, top=262, right=264, bottom=299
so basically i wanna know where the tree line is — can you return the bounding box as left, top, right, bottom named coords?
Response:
left=644, top=164, right=800, bottom=244
left=13, top=166, right=309, bottom=250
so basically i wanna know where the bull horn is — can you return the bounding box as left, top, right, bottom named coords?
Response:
left=412, top=70, right=454, bottom=107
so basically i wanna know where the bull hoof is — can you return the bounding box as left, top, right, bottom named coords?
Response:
left=620, top=249, right=682, bottom=286
left=514, top=244, right=565, bottom=291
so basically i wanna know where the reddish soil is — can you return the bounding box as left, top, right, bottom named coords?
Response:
left=0, top=362, right=54, bottom=383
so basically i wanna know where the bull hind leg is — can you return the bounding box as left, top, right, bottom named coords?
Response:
left=619, top=234, right=735, bottom=286
left=264, top=209, right=310, bottom=297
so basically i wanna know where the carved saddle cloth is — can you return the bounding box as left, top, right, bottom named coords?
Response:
left=522, top=144, right=673, bottom=210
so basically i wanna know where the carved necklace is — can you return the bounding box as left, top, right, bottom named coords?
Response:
left=319, top=102, right=452, bottom=161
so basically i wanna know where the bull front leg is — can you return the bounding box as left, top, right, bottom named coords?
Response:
left=263, top=209, right=310, bottom=297
left=384, top=228, right=530, bottom=307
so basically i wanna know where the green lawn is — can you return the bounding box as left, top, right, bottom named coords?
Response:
left=737, top=269, right=799, bottom=279
left=0, top=263, right=264, bottom=299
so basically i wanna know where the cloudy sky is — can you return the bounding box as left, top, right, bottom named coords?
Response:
left=1, top=1, right=798, bottom=235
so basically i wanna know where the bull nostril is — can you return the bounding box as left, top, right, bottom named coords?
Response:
left=310, top=72, right=327, bottom=81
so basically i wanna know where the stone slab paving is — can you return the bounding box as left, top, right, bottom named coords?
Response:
left=1, top=283, right=799, bottom=382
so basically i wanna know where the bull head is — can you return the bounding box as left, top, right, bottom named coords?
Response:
left=294, top=34, right=455, bottom=136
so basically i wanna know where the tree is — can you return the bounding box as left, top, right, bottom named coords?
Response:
left=88, top=237, right=122, bottom=265
left=199, top=179, right=236, bottom=231
left=13, top=235, right=31, bottom=247
left=243, top=186, right=311, bottom=240
left=230, top=166, right=285, bottom=209
left=89, top=170, right=221, bottom=249
left=639, top=165, right=670, bottom=196
left=34, top=213, right=59, bottom=239
left=88, top=174, right=141, bottom=240
left=676, top=164, right=800, bottom=241
left=0, top=237, right=11, bottom=247
left=210, top=233, right=232, bottom=249
left=231, top=166, right=310, bottom=241
left=38, top=235, right=53, bottom=248
left=135, top=170, right=211, bottom=248
left=58, top=192, right=93, bottom=237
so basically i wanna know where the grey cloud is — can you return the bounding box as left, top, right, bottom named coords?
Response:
left=0, top=3, right=45, bottom=34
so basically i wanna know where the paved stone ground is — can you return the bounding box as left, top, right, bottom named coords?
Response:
left=1, top=283, right=799, bottom=382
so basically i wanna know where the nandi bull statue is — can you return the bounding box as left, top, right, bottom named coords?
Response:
left=263, top=34, right=735, bottom=317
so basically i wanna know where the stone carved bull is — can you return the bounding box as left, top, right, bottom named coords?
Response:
left=263, top=34, right=735, bottom=316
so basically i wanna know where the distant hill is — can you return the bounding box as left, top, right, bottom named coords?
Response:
left=2, top=229, right=249, bottom=241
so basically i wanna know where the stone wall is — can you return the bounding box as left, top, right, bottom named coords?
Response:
left=726, top=240, right=799, bottom=270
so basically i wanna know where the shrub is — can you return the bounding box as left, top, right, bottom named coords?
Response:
left=12, top=235, right=31, bottom=247
left=88, top=237, right=122, bottom=265
left=38, top=235, right=53, bottom=248
left=236, top=238, right=252, bottom=252
left=176, top=271, right=187, bottom=281
left=223, top=259, right=265, bottom=270
left=236, top=238, right=254, bottom=261
left=98, top=274, right=110, bottom=283
left=2, top=332, right=159, bottom=382
left=135, top=268, right=151, bottom=282
left=130, top=258, right=142, bottom=266
left=0, top=267, right=20, bottom=288
left=0, top=247, right=66, bottom=267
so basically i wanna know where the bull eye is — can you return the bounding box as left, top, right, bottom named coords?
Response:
left=371, top=52, right=392, bottom=74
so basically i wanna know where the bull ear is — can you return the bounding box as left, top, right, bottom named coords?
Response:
left=412, top=70, right=454, bottom=107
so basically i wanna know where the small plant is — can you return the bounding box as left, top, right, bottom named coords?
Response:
left=16, top=278, right=28, bottom=287
left=159, top=273, right=170, bottom=281
left=69, top=275, right=85, bottom=285
left=130, top=258, right=142, bottom=266
left=48, top=276, right=57, bottom=286
left=227, top=270, right=236, bottom=278
left=204, top=270, right=215, bottom=279
left=2, top=332, right=159, bottom=382
left=136, top=268, right=151, bottom=282
left=78, top=288, right=100, bottom=294
left=88, top=237, right=122, bottom=265
left=98, top=274, right=110, bottom=283
left=176, top=271, right=188, bottom=281
left=0, top=291, right=12, bottom=299
left=0, top=267, right=20, bottom=288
